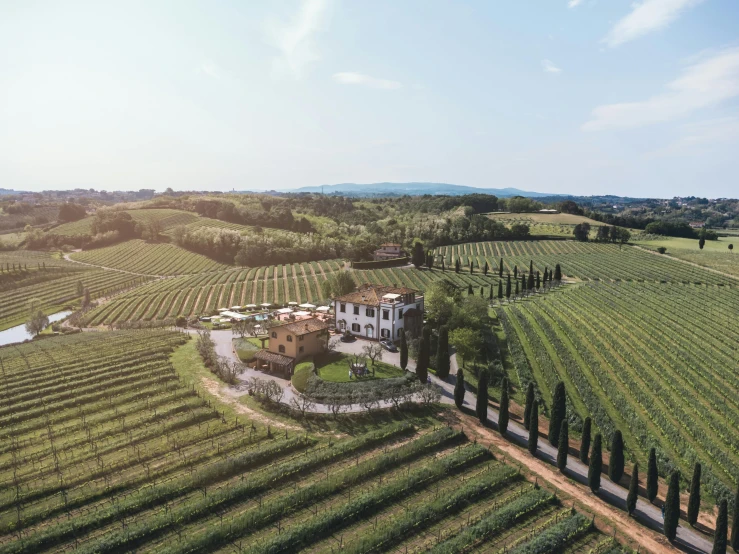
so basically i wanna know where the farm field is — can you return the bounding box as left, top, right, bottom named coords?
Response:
left=80, top=261, right=504, bottom=327
left=51, top=209, right=200, bottom=236
left=636, top=236, right=739, bottom=278
left=0, top=330, right=624, bottom=554
left=433, top=240, right=734, bottom=285
left=486, top=212, right=605, bottom=238
left=70, top=240, right=230, bottom=275
left=498, top=281, right=739, bottom=502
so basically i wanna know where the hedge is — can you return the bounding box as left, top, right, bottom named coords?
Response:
left=350, top=257, right=408, bottom=270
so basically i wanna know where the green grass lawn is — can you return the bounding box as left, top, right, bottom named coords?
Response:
left=314, top=352, right=405, bottom=382
left=636, top=235, right=735, bottom=252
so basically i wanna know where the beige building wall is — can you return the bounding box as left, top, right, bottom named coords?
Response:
left=269, top=327, right=327, bottom=361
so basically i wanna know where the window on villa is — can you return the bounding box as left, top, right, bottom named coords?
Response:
left=299, top=346, right=304, bottom=354
left=298, top=335, right=304, bottom=341
left=397, top=328, right=403, bottom=338
left=287, top=335, right=292, bottom=342
left=278, top=345, right=285, bottom=353
left=382, top=310, right=389, bottom=320
left=353, top=306, right=359, bottom=315
left=340, top=303, right=346, bottom=313
left=271, top=331, right=277, bottom=338
left=398, top=309, right=403, bottom=319
left=351, top=323, right=360, bottom=332
left=381, top=329, right=390, bottom=338
left=366, top=308, right=375, bottom=317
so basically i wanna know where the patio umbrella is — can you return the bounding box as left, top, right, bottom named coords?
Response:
left=299, top=303, right=316, bottom=309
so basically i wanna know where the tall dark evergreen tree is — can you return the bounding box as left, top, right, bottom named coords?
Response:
left=467, top=284, right=473, bottom=295
left=483, top=261, right=488, bottom=275
left=548, top=381, right=567, bottom=447
left=626, top=463, right=639, bottom=515
left=687, top=462, right=702, bottom=527
left=480, top=286, right=484, bottom=296
left=664, top=471, right=681, bottom=542
left=609, top=430, right=625, bottom=483
left=411, top=242, right=425, bottom=268
left=499, top=378, right=509, bottom=436
left=476, top=369, right=489, bottom=424
left=514, top=266, right=518, bottom=279
left=527, top=272, right=534, bottom=291
left=520, top=274, right=526, bottom=296
left=714, top=499, right=728, bottom=554
left=497, top=280, right=503, bottom=300
left=399, top=329, right=408, bottom=370
left=528, top=400, right=539, bottom=455
left=455, top=259, right=460, bottom=273
left=416, top=328, right=429, bottom=383
left=543, top=267, right=549, bottom=284
left=554, top=263, right=562, bottom=282
left=425, top=251, right=434, bottom=270
left=454, top=368, right=465, bottom=409
left=469, top=261, right=473, bottom=274
left=580, top=417, right=591, bottom=464
left=730, top=481, right=739, bottom=551
left=515, top=279, right=519, bottom=297
left=557, top=420, right=569, bottom=472
left=588, top=433, right=603, bottom=493
left=489, top=284, right=493, bottom=300
left=536, top=271, right=541, bottom=289
left=505, top=275, right=511, bottom=299
left=435, top=326, right=450, bottom=379
left=647, top=448, right=658, bottom=503
left=529, top=260, right=533, bottom=274
left=499, top=259, right=503, bottom=277
left=523, top=382, right=535, bottom=431
left=441, top=259, right=445, bottom=271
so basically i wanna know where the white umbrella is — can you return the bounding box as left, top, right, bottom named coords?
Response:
left=245, top=304, right=257, bottom=309
left=230, top=306, right=242, bottom=311
left=293, top=310, right=311, bottom=317
left=277, top=307, right=293, bottom=314
left=260, top=303, right=272, bottom=308
left=316, top=306, right=330, bottom=312
left=217, top=308, right=228, bottom=312
left=288, top=302, right=298, bottom=306
left=299, top=303, right=316, bottom=309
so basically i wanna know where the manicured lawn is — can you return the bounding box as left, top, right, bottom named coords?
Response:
left=314, top=352, right=405, bottom=383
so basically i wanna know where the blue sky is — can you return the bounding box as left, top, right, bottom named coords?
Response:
left=2, top=0, right=739, bottom=198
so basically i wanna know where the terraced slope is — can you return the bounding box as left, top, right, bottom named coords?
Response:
left=70, top=240, right=230, bottom=275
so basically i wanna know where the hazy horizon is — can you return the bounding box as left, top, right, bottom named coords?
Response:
left=3, top=0, right=739, bottom=198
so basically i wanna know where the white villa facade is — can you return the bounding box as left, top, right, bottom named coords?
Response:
left=333, top=284, right=424, bottom=341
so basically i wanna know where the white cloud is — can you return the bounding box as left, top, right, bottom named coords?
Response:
left=603, top=0, right=704, bottom=48
left=583, top=47, right=739, bottom=131
left=568, top=0, right=584, bottom=8
left=199, top=59, right=221, bottom=79
left=265, top=0, right=331, bottom=79
left=332, top=72, right=402, bottom=90
left=541, top=59, right=562, bottom=74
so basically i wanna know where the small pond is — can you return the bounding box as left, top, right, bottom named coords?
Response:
left=0, top=311, right=73, bottom=347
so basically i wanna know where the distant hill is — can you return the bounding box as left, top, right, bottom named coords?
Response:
left=0, top=189, right=20, bottom=196
left=291, top=182, right=560, bottom=198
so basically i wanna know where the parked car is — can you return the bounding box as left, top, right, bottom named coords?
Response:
left=340, top=331, right=356, bottom=343
left=380, top=339, right=398, bottom=352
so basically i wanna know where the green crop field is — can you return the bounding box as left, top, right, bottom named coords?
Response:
left=498, top=280, right=739, bottom=502
left=0, top=330, right=624, bottom=553
left=51, top=209, right=200, bottom=236
left=636, top=236, right=739, bottom=278
left=70, top=240, right=230, bottom=275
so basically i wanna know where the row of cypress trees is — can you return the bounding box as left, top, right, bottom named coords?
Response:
left=461, top=376, right=736, bottom=552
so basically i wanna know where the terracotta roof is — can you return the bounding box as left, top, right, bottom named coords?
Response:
left=335, top=284, right=418, bottom=306
left=275, top=317, right=329, bottom=336
left=253, top=349, right=294, bottom=366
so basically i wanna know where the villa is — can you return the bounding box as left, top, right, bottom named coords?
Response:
left=372, top=243, right=405, bottom=261
left=333, top=284, right=424, bottom=341
left=252, top=317, right=329, bottom=376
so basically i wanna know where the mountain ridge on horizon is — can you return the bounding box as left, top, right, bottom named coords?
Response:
left=291, top=182, right=562, bottom=198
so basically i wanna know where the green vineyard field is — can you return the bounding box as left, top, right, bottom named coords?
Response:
left=0, top=330, right=623, bottom=553
left=51, top=209, right=200, bottom=236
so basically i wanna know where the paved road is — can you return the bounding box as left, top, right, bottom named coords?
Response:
left=201, top=329, right=713, bottom=553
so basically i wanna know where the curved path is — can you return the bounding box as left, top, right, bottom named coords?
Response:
left=200, top=328, right=714, bottom=553
left=63, top=252, right=164, bottom=278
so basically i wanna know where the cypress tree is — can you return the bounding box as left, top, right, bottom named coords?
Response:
left=548, top=381, right=566, bottom=447
left=467, top=284, right=473, bottom=295
left=536, top=271, right=541, bottom=289
left=454, top=368, right=465, bottom=409
left=435, top=326, right=450, bottom=379
left=588, top=433, right=602, bottom=493
left=499, top=258, right=503, bottom=277
left=497, top=280, right=503, bottom=300
left=687, top=462, right=702, bottom=527
left=488, top=284, right=493, bottom=300
left=523, top=382, right=535, bottom=431
left=714, top=499, right=728, bottom=554
left=528, top=400, right=539, bottom=455
left=626, top=463, right=639, bottom=515
left=483, top=261, right=488, bottom=275
left=515, top=280, right=519, bottom=297
left=399, top=329, right=408, bottom=370
left=730, top=481, right=739, bottom=551
left=469, top=261, right=473, bottom=274
left=455, top=259, right=460, bottom=273
left=557, top=420, right=569, bottom=472
left=527, top=272, right=534, bottom=291
left=647, top=447, right=658, bottom=502
left=441, top=259, right=445, bottom=271
left=505, top=275, right=511, bottom=299
left=514, top=266, right=518, bottom=279
left=416, top=330, right=429, bottom=384
left=499, top=377, right=509, bottom=436
left=476, top=369, right=489, bottom=424
left=580, top=417, right=591, bottom=464
left=609, top=430, right=625, bottom=483
left=521, top=274, right=526, bottom=296
left=480, top=286, right=484, bottom=296
left=664, top=471, right=680, bottom=542
left=411, top=242, right=425, bottom=268
left=529, top=260, right=533, bottom=274
left=554, top=263, right=562, bottom=282
left=543, top=267, right=549, bottom=284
